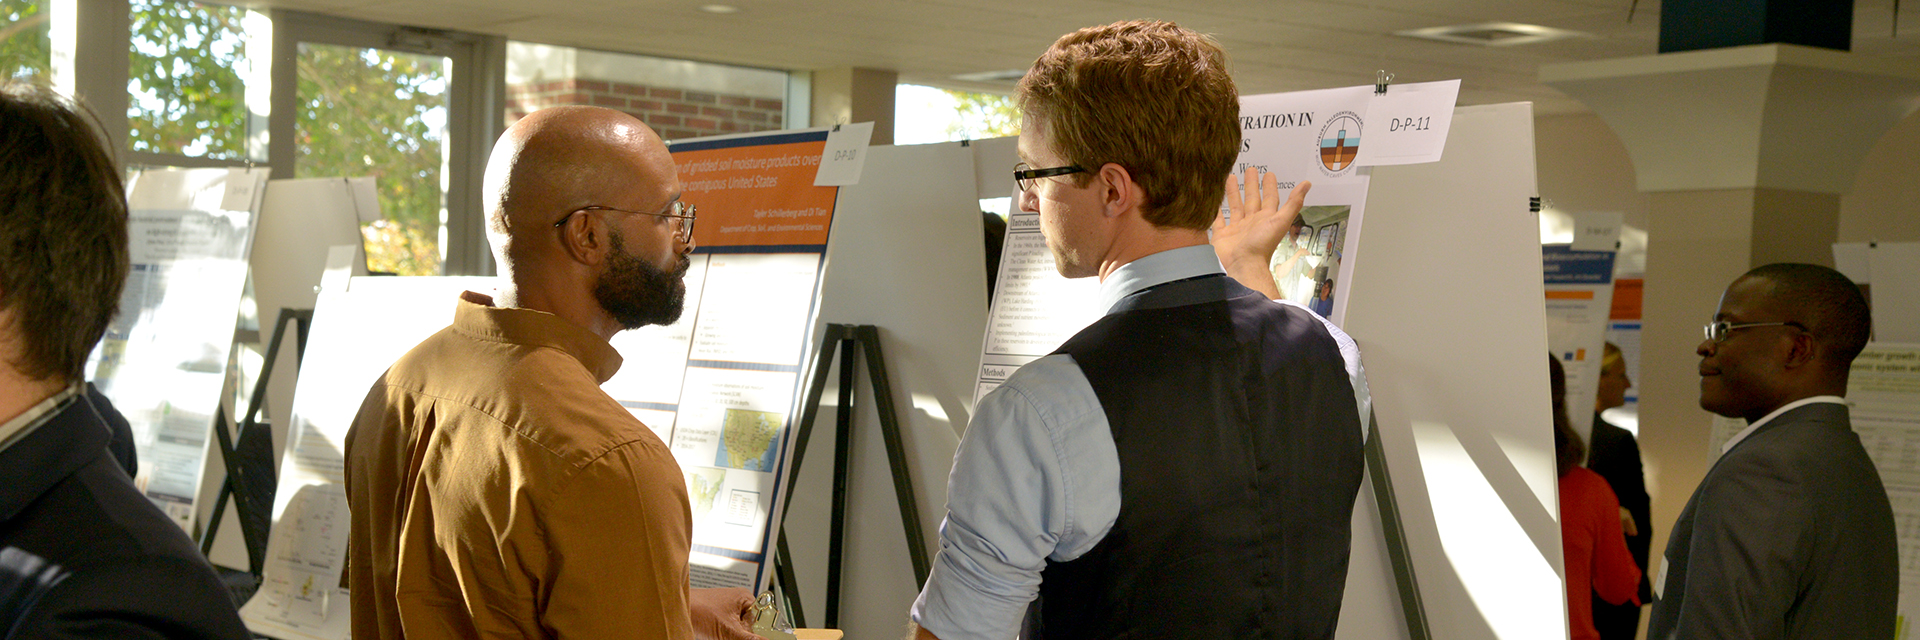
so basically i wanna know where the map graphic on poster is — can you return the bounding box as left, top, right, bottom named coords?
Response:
left=717, top=408, right=784, bottom=471
left=88, top=167, right=269, bottom=533
left=686, top=467, right=727, bottom=519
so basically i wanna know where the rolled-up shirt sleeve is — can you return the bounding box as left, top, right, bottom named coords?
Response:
left=911, top=355, right=1116, bottom=640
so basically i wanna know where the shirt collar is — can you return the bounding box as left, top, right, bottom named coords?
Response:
left=1094, top=245, right=1226, bottom=316
left=452, top=291, right=625, bottom=384
left=0, top=383, right=84, bottom=454
left=1720, top=395, right=1847, bottom=454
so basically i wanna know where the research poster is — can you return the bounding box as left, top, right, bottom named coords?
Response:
left=87, top=167, right=268, bottom=533
left=1238, top=85, right=1375, bottom=323
left=972, top=186, right=1101, bottom=402
left=1844, top=344, right=1920, bottom=630
left=1542, top=244, right=1618, bottom=435
left=239, top=484, right=351, bottom=640
left=632, top=129, right=840, bottom=591
left=1603, top=277, right=1645, bottom=433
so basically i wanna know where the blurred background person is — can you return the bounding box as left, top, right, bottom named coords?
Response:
left=0, top=81, right=250, bottom=638
left=1587, top=342, right=1650, bottom=639
left=1553, top=355, right=1641, bottom=640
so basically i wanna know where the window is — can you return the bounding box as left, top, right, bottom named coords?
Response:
left=296, top=43, right=449, bottom=276
left=505, top=42, right=788, bottom=140
left=896, top=84, right=1020, bottom=215
left=127, top=0, right=250, bottom=159
left=894, top=84, right=1018, bottom=145
left=1, top=0, right=51, bottom=82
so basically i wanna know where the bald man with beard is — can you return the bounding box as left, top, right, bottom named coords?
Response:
left=345, top=106, right=756, bottom=640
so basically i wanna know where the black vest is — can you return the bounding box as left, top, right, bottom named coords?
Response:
left=1023, top=274, right=1364, bottom=640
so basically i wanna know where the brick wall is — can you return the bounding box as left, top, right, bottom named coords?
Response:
left=506, top=78, right=785, bottom=140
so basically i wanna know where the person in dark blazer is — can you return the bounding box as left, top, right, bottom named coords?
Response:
left=0, top=82, right=250, bottom=639
left=1587, top=342, right=1650, bottom=640
left=1647, top=263, right=1895, bottom=640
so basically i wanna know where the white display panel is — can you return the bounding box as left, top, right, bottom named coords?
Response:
left=1343, top=102, right=1560, bottom=640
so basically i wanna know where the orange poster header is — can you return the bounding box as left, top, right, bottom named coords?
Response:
left=1610, top=278, right=1643, bottom=320
left=672, top=132, right=838, bottom=251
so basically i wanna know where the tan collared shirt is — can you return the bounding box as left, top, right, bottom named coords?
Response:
left=346, top=291, right=691, bottom=639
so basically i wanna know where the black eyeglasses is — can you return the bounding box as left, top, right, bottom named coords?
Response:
left=1703, top=320, right=1805, bottom=343
left=1013, top=162, right=1088, bottom=193
left=554, top=202, right=696, bottom=243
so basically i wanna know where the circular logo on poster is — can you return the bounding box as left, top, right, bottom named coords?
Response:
left=1316, top=111, right=1364, bottom=176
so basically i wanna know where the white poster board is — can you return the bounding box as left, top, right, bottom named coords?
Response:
left=88, top=166, right=268, bottom=534
left=206, top=177, right=371, bottom=571
left=1343, top=102, right=1563, bottom=639
left=780, top=140, right=987, bottom=639
left=1862, top=242, right=1920, bottom=344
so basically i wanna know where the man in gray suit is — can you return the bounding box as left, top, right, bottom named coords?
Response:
left=1647, top=263, right=1896, bottom=639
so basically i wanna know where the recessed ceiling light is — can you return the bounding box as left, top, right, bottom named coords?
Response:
left=1396, top=22, right=1590, bottom=46
left=698, top=4, right=739, bottom=14
left=952, top=69, right=1027, bottom=83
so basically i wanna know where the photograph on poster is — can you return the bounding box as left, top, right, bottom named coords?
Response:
left=1271, top=205, right=1350, bottom=317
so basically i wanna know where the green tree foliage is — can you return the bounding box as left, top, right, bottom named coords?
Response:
left=128, top=0, right=247, bottom=158
left=946, top=89, right=1020, bottom=140
left=296, top=43, right=446, bottom=276
left=1, top=0, right=51, bottom=82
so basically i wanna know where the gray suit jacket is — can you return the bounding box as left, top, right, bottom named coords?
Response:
left=1647, top=402, right=1897, bottom=640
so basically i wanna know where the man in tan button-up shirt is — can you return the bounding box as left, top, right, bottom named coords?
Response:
left=345, top=106, right=756, bottom=639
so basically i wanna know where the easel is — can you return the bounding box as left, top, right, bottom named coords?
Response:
left=201, top=308, right=312, bottom=578
left=772, top=324, right=930, bottom=629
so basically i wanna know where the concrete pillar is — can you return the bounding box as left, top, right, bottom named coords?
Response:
left=810, top=67, right=896, bottom=146
left=1543, top=45, right=1920, bottom=620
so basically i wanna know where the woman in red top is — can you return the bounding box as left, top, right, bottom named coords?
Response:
left=1551, top=356, right=1641, bottom=640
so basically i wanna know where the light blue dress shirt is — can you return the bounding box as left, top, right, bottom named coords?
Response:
left=910, top=245, right=1368, bottom=640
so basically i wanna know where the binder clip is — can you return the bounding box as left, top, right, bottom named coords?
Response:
left=1375, top=70, right=1394, bottom=95
left=751, top=591, right=797, bottom=640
